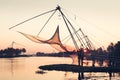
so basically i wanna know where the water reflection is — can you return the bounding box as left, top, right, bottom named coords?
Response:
left=0, top=57, right=72, bottom=80
left=70, top=60, right=120, bottom=80
left=38, top=59, right=120, bottom=80
left=12, top=58, right=25, bottom=76
left=0, top=57, right=120, bottom=80
left=64, top=72, right=120, bottom=80
left=0, top=58, right=25, bottom=76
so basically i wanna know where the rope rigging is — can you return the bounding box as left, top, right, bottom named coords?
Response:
left=9, top=41, right=25, bottom=48
left=57, top=6, right=79, bottom=50
left=9, top=5, right=94, bottom=51
left=9, top=9, right=56, bottom=30
left=37, top=10, right=57, bottom=36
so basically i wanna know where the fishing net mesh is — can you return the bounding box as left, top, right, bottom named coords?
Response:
left=18, top=26, right=79, bottom=65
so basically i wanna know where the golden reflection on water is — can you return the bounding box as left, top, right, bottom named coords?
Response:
left=0, top=57, right=72, bottom=80
left=0, top=57, right=120, bottom=80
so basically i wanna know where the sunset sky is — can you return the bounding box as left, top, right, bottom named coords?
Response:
left=0, top=0, right=120, bottom=53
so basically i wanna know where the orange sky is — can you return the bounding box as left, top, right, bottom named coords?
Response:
left=0, top=0, right=120, bottom=53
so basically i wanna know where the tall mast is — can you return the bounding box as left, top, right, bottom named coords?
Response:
left=79, top=28, right=94, bottom=50
left=11, top=41, right=15, bottom=48
left=56, top=6, right=79, bottom=50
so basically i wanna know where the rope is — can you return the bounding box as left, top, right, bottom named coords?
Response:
left=59, top=9, right=79, bottom=50
left=9, top=9, right=56, bottom=30
left=37, top=10, right=57, bottom=36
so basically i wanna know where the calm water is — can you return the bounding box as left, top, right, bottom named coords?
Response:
left=0, top=57, right=120, bottom=80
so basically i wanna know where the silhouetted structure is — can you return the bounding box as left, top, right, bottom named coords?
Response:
left=9, top=5, right=120, bottom=79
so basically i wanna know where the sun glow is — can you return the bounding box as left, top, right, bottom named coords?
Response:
left=0, top=0, right=120, bottom=53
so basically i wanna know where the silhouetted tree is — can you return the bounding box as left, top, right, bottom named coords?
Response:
left=107, top=43, right=114, bottom=66
left=96, top=47, right=104, bottom=66
left=0, top=47, right=26, bottom=57
left=21, top=48, right=26, bottom=53
left=107, top=42, right=120, bottom=67
left=91, top=50, right=96, bottom=67
left=90, top=47, right=108, bottom=67
left=113, top=41, right=120, bottom=67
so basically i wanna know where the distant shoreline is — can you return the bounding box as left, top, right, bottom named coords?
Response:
left=0, top=54, right=32, bottom=58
